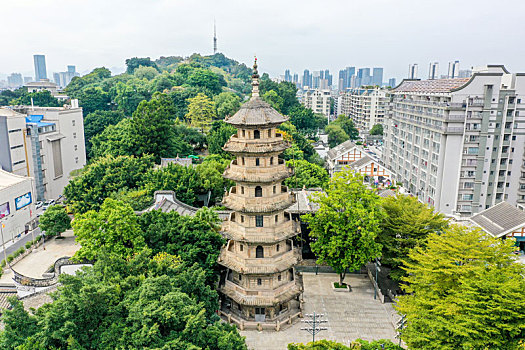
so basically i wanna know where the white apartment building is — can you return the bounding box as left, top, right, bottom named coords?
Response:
left=301, top=89, right=331, bottom=119
left=340, top=88, right=388, bottom=133
left=382, top=65, right=525, bottom=217
left=0, top=102, right=86, bottom=201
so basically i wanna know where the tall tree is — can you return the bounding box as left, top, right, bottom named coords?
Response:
left=207, top=121, right=236, bottom=156
left=38, top=205, right=71, bottom=238
left=125, top=57, right=159, bottom=74
left=128, top=92, right=176, bottom=162
left=396, top=225, right=525, bottom=349
left=83, top=110, right=125, bottom=157
left=378, top=195, right=448, bottom=280
left=0, top=297, right=38, bottom=349
left=185, top=93, right=216, bottom=133
left=284, top=159, right=329, bottom=189
left=302, top=171, right=383, bottom=285
left=214, top=92, right=241, bottom=119
left=76, top=85, right=111, bottom=115
left=331, top=115, right=359, bottom=140
left=369, top=123, right=383, bottom=136
left=12, top=90, right=61, bottom=107
left=73, top=198, right=145, bottom=260
left=325, top=123, right=349, bottom=148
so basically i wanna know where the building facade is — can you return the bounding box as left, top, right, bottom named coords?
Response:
left=429, top=62, right=439, bottom=80
left=0, top=103, right=86, bottom=201
left=218, top=60, right=303, bottom=328
left=382, top=65, right=525, bottom=216
left=33, top=55, right=47, bottom=81
left=408, top=64, right=418, bottom=79
left=301, top=89, right=331, bottom=118
left=340, top=88, right=388, bottom=133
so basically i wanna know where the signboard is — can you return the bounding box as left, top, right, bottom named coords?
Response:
left=15, top=192, right=32, bottom=210
left=0, top=202, right=9, bottom=218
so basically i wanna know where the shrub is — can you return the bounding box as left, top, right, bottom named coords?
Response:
left=0, top=260, right=5, bottom=268
left=16, top=247, right=25, bottom=256
left=25, top=241, right=32, bottom=249
left=7, top=256, right=14, bottom=263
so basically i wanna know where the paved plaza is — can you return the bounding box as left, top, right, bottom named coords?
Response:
left=241, top=273, right=398, bottom=350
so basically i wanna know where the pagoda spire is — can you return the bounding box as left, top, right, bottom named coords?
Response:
left=251, top=56, right=260, bottom=97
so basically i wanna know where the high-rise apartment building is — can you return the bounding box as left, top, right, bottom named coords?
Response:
left=340, top=88, right=388, bottom=133
left=301, top=89, right=331, bottom=118
left=53, top=65, right=80, bottom=88
left=302, top=69, right=311, bottom=89
left=7, top=73, right=23, bottom=88
left=338, top=67, right=355, bottom=91
left=459, top=69, right=472, bottom=78
left=33, top=54, right=47, bottom=81
left=382, top=65, right=525, bottom=217
left=372, top=68, right=383, bottom=86
left=292, top=73, right=298, bottom=85
left=448, top=60, right=460, bottom=78
left=429, top=62, right=439, bottom=80
left=408, top=64, right=418, bottom=79
left=388, top=78, right=397, bottom=88
left=284, top=69, right=292, bottom=82
left=356, top=68, right=371, bottom=87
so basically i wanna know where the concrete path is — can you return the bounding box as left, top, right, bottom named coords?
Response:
left=241, top=273, right=398, bottom=350
left=0, top=229, right=79, bottom=283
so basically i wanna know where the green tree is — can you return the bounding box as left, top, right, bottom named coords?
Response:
left=0, top=297, right=38, bottom=349
left=64, top=154, right=154, bottom=213
left=207, top=121, right=236, bottom=156
left=196, top=155, right=233, bottom=204
left=326, top=123, right=349, bottom=148
left=262, top=90, right=284, bottom=112
left=38, top=205, right=71, bottom=238
left=288, top=105, right=327, bottom=135
left=369, top=123, right=383, bottom=136
left=89, top=118, right=134, bottom=159
left=113, top=80, right=151, bottom=116
left=0, top=87, right=27, bottom=106
left=83, top=110, right=125, bottom=157
left=302, top=171, right=383, bottom=285
left=288, top=339, right=402, bottom=350
left=187, top=68, right=225, bottom=95
left=134, top=65, right=159, bottom=80
left=125, top=57, right=159, bottom=74
left=76, top=85, right=111, bottom=115
left=128, top=92, right=176, bottom=162
left=186, top=93, right=216, bottom=133
left=12, top=90, right=61, bottom=107
left=214, top=92, right=241, bottom=119
left=396, top=225, right=525, bottom=349
left=284, top=159, right=329, bottom=189
left=73, top=198, right=145, bottom=260
left=65, top=67, right=111, bottom=97
left=378, top=195, right=448, bottom=281
left=331, top=115, right=359, bottom=140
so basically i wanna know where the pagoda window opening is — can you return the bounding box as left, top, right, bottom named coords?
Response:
left=270, top=157, right=274, bottom=165
left=273, top=185, right=276, bottom=194
left=242, top=130, right=246, bottom=137
left=256, top=245, right=264, bottom=258
left=254, top=130, right=260, bottom=139
left=255, top=186, right=262, bottom=197
left=242, top=157, right=245, bottom=165
left=257, top=278, right=262, bottom=286
left=278, top=274, right=282, bottom=281
left=268, top=129, right=272, bottom=137
left=256, top=158, right=260, bottom=166
left=241, top=215, right=245, bottom=223
left=275, top=215, right=278, bottom=223
left=241, top=186, right=245, bottom=194
left=256, top=215, right=263, bottom=227
left=276, top=243, right=280, bottom=252
left=231, top=213, right=236, bottom=222
left=289, top=268, right=294, bottom=281
left=240, top=244, right=244, bottom=252
left=239, top=274, right=242, bottom=281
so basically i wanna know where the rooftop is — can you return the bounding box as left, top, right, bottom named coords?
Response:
left=326, top=140, right=357, bottom=160
left=225, top=96, right=288, bottom=127
left=348, top=155, right=373, bottom=169
left=393, top=78, right=471, bottom=94
left=469, top=202, right=525, bottom=238
left=0, top=169, right=28, bottom=190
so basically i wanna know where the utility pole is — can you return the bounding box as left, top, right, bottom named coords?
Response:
left=301, top=312, right=328, bottom=343
left=213, top=19, right=217, bottom=54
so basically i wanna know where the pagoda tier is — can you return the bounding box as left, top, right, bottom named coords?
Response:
left=223, top=157, right=294, bottom=183
left=218, top=58, right=302, bottom=326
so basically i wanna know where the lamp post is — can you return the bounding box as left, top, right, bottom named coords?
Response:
left=301, top=312, right=328, bottom=343
left=374, top=258, right=381, bottom=300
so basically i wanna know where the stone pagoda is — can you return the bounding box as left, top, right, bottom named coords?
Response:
left=218, top=59, right=303, bottom=329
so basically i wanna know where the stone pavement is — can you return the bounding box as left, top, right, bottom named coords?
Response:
left=0, top=229, right=79, bottom=283
left=241, top=273, right=398, bottom=350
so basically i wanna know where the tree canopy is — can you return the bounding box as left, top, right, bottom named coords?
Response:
left=369, top=123, right=383, bottom=136
left=396, top=225, right=525, bottom=349
left=302, top=171, right=383, bottom=284
left=284, top=159, right=329, bottom=189
left=38, top=205, right=71, bottom=238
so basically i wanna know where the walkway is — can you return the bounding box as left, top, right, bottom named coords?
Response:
left=242, top=273, right=398, bottom=350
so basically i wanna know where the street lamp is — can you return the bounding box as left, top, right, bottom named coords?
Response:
left=301, top=312, right=328, bottom=343
left=374, top=258, right=381, bottom=300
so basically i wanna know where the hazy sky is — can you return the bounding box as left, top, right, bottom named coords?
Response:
left=2, top=0, right=524, bottom=81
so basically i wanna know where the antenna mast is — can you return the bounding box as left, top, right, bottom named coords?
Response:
left=213, top=20, right=217, bottom=54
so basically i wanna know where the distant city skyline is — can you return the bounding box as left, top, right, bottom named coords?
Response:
left=0, top=0, right=524, bottom=82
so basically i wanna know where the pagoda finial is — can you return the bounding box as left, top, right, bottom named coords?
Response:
left=251, top=56, right=260, bottom=97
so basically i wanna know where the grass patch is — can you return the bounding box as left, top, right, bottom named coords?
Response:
left=333, top=282, right=348, bottom=289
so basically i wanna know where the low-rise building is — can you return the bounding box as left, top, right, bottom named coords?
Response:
left=0, top=169, right=36, bottom=242
left=24, top=80, right=68, bottom=101
left=0, top=103, right=86, bottom=201
left=301, top=89, right=331, bottom=119
left=382, top=65, right=525, bottom=217
left=326, top=140, right=365, bottom=176
left=339, top=88, right=388, bottom=133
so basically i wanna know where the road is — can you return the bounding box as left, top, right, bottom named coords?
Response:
left=0, top=228, right=41, bottom=260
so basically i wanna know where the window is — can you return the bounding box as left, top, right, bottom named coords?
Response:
left=268, top=130, right=271, bottom=137
left=240, top=244, right=244, bottom=252
left=270, top=157, right=273, bottom=165
left=242, top=130, right=245, bottom=137
left=257, top=278, right=262, bottom=286
left=239, top=274, right=242, bottom=281
left=254, top=130, right=260, bottom=139
left=72, top=120, right=76, bottom=126
left=13, top=160, right=25, bottom=165
left=255, top=186, right=262, bottom=197
left=275, top=215, right=278, bottom=223
left=74, top=145, right=78, bottom=151
left=256, top=245, right=264, bottom=258
left=242, top=157, right=245, bottom=165
left=8, top=128, right=21, bottom=134
left=241, top=186, right=244, bottom=194
left=73, top=132, right=77, bottom=139
left=10, top=144, right=23, bottom=150
left=256, top=158, right=260, bottom=166
left=256, top=215, right=263, bottom=227
left=241, top=215, right=245, bottom=223
left=278, top=274, right=282, bottom=281
left=273, top=185, right=276, bottom=194
left=276, top=244, right=280, bottom=252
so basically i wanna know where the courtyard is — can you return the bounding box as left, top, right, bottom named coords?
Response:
left=241, top=273, right=398, bottom=350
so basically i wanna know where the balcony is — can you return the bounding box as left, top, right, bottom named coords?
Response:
left=220, top=279, right=301, bottom=307
left=218, top=248, right=301, bottom=275
left=224, top=160, right=293, bottom=183
left=223, top=190, right=296, bottom=213
left=222, top=219, right=299, bottom=243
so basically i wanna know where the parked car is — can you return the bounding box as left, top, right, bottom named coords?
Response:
left=35, top=201, right=43, bottom=209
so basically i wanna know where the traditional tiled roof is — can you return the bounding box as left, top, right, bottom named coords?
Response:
left=223, top=165, right=293, bottom=183
left=326, top=140, right=357, bottom=160
left=218, top=250, right=300, bottom=275
left=469, top=202, right=525, bottom=238
left=287, top=188, right=322, bottom=214
left=223, top=193, right=295, bottom=213
left=349, top=155, right=373, bottom=169
left=222, top=139, right=290, bottom=154
left=393, top=78, right=471, bottom=94
left=225, top=97, right=288, bottom=127
left=220, top=281, right=301, bottom=306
